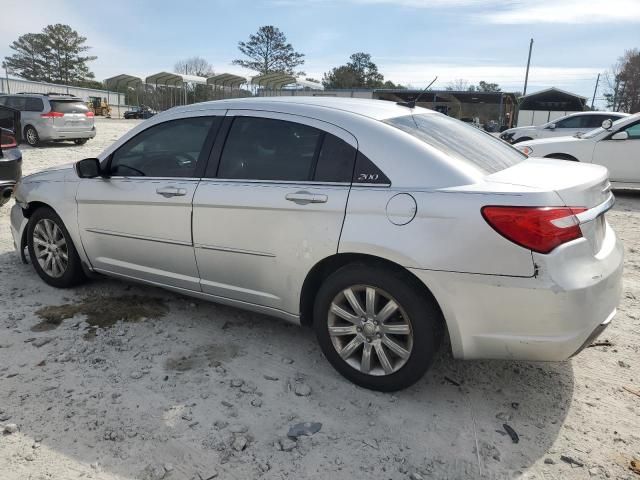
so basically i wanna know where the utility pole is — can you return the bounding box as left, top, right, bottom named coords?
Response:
left=591, top=73, right=600, bottom=109
left=523, top=38, right=534, bottom=96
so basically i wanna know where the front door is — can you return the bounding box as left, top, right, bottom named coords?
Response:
left=192, top=111, right=357, bottom=315
left=593, top=120, right=640, bottom=183
left=77, top=114, right=221, bottom=290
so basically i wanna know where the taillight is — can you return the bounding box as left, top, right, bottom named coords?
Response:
left=40, top=111, right=64, bottom=118
left=1, top=132, right=17, bottom=149
left=85, top=111, right=95, bottom=117
left=482, top=206, right=587, bottom=254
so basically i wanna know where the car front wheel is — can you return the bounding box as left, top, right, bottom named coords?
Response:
left=313, top=264, right=443, bottom=391
left=27, top=207, right=87, bottom=288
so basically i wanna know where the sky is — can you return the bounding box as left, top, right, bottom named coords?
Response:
left=1, top=0, right=639, bottom=108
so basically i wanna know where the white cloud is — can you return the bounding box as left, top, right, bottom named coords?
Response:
left=483, top=0, right=640, bottom=24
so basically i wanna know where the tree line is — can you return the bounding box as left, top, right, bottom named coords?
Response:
left=3, top=23, right=638, bottom=113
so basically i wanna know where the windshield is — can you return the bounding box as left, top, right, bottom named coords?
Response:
left=582, top=114, right=637, bottom=139
left=384, top=113, right=527, bottom=174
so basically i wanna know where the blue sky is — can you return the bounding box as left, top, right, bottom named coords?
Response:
left=2, top=0, right=639, bottom=107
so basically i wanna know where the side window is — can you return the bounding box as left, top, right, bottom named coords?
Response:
left=25, top=97, right=44, bottom=112
left=110, top=117, right=218, bottom=178
left=555, top=116, right=583, bottom=128
left=313, top=134, right=356, bottom=182
left=218, top=117, right=322, bottom=181
left=6, top=96, right=26, bottom=111
left=623, top=122, right=640, bottom=140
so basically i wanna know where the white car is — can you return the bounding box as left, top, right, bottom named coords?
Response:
left=500, top=111, right=628, bottom=144
left=516, top=113, right=640, bottom=186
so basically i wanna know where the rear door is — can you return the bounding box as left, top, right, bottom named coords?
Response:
left=49, top=99, right=93, bottom=131
left=192, top=111, right=356, bottom=315
left=593, top=119, right=640, bottom=183
left=77, top=113, right=222, bottom=290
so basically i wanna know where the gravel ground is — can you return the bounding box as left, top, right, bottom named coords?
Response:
left=0, top=118, right=639, bottom=480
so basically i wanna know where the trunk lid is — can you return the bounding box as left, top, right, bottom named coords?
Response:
left=487, top=157, right=611, bottom=253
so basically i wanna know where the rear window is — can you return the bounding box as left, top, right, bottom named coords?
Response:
left=50, top=100, right=89, bottom=114
left=384, top=113, right=526, bottom=174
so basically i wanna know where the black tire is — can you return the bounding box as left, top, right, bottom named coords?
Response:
left=512, top=136, right=532, bottom=144
left=27, top=207, right=87, bottom=288
left=24, top=126, right=40, bottom=147
left=544, top=153, right=578, bottom=161
left=313, top=264, right=443, bottom=391
left=74, top=139, right=88, bottom=145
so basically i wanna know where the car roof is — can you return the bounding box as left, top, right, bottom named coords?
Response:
left=171, top=96, right=432, bottom=121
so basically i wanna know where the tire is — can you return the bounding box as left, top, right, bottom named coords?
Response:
left=512, top=136, right=532, bottom=144
left=544, top=153, right=578, bottom=161
left=27, top=207, right=87, bottom=288
left=74, top=139, right=88, bottom=145
left=313, top=264, right=443, bottom=391
left=24, top=126, right=40, bottom=147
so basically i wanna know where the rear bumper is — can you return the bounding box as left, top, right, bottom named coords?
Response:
left=39, top=125, right=96, bottom=141
left=410, top=221, right=623, bottom=361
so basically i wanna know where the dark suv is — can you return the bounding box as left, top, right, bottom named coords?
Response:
left=0, top=105, right=22, bottom=206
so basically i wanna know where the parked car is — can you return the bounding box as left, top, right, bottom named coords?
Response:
left=515, top=113, right=640, bottom=186
left=10, top=97, right=622, bottom=391
left=500, top=111, right=628, bottom=144
left=0, top=93, right=96, bottom=147
left=123, top=105, right=155, bottom=119
left=0, top=105, right=22, bottom=207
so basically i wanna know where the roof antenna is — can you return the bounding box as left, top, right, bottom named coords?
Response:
left=397, top=76, right=438, bottom=108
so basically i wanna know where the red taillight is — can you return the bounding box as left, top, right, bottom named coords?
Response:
left=85, top=111, right=95, bottom=117
left=1, top=132, right=17, bottom=149
left=482, top=206, right=587, bottom=254
left=40, top=111, right=64, bottom=118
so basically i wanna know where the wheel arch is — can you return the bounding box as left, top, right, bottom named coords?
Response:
left=544, top=153, right=579, bottom=161
left=299, top=252, right=447, bottom=337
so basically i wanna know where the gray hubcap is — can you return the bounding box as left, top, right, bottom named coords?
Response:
left=33, top=219, right=68, bottom=278
left=328, top=285, right=413, bottom=376
left=26, top=129, right=37, bottom=144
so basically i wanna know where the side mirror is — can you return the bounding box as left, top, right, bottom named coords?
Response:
left=75, top=158, right=102, bottom=178
left=601, top=119, right=613, bottom=130
left=611, top=131, right=629, bottom=141
left=547, top=123, right=556, bottom=130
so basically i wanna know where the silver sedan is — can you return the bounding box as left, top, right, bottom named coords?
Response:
left=10, top=97, right=623, bottom=391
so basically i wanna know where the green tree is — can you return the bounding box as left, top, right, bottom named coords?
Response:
left=3, top=24, right=97, bottom=85
left=232, top=26, right=305, bottom=76
left=322, top=52, right=391, bottom=89
left=604, top=49, right=640, bottom=113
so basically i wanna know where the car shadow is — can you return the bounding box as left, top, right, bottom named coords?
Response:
left=0, top=250, right=572, bottom=479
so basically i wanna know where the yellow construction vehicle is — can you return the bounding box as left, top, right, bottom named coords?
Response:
left=86, top=96, right=111, bottom=117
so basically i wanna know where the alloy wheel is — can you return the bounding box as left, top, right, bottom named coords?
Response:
left=328, top=285, right=413, bottom=376
left=32, top=218, right=68, bottom=278
left=26, top=128, right=38, bottom=145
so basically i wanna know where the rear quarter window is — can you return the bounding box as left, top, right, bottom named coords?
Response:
left=384, top=113, right=526, bottom=174
left=25, top=97, right=44, bottom=112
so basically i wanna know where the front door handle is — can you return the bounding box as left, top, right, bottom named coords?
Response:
left=156, top=186, right=187, bottom=198
left=285, top=191, right=328, bottom=205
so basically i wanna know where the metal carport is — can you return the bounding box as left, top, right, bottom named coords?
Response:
left=103, top=74, right=143, bottom=118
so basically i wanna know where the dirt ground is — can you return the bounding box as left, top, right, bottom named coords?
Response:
left=0, top=118, right=639, bottom=480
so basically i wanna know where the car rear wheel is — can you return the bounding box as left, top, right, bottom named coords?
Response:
left=27, top=207, right=87, bottom=288
left=313, top=264, right=443, bottom=391
left=74, top=139, right=88, bottom=145
left=24, top=126, right=40, bottom=147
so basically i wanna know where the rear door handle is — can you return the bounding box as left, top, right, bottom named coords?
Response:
left=285, top=191, right=328, bottom=205
left=156, top=186, right=187, bottom=198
